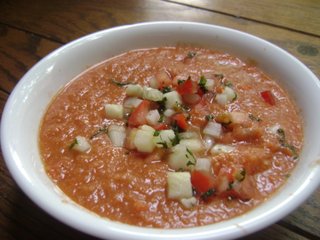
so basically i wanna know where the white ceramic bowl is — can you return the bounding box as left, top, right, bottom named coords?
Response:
left=1, top=22, right=320, bottom=240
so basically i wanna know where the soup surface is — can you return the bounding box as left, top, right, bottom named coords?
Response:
left=39, top=46, right=303, bottom=228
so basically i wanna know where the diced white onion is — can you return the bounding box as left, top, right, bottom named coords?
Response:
left=203, top=122, right=222, bottom=138
left=146, top=109, right=161, bottom=126
left=195, top=158, right=211, bottom=172
left=125, top=84, right=143, bottom=97
left=215, top=86, right=236, bottom=106
left=224, top=86, right=236, bottom=101
left=108, top=125, right=126, bottom=147
left=72, top=136, right=91, bottom=152
left=167, top=172, right=193, bottom=199
left=104, top=104, right=124, bottom=119
left=143, top=87, right=163, bottom=101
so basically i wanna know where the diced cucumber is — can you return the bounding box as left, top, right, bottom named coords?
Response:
left=133, top=128, right=156, bottom=153
left=153, top=129, right=176, bottom=148
left=146, top=109, right=161, bottom=126
left=163, top=91, right=182, bottom=109
left=195, top=158, right=211, bottom=172
left=143, top=86, right=163, bottom=101
left=104, top=104, right=124, bottom=119
left=203, top=122, right=222, bottom=138
left=167, top=172, right=193, bottom=199
left=107, top=125, right=126, bottom=147
left=125, top=84, right=143, bottom=97
left=179, top=138, right=203, bottom=152
left=168, top=144, right=196, bottom=171
left=71, top=136, right=91, bottom=152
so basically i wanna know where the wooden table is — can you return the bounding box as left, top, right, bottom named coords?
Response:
left=0, top=1, right=319, bottom=239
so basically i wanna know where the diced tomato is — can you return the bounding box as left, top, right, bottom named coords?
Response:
left=128, top=100, right=151, bottom=127
left=182, top=93, right=201, bottom=105
left=171, top=113, right=188, bottom=131
left=260, top=90, right=276, bottom=105
left=176, top=78, right=194, bottom=95
left=154, top=123, right=169, bottom=130
left=191, top=170, right=215, bottom=193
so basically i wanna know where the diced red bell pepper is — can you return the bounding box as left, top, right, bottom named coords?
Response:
left=128, top=100, right=151, bottom=127
left=191, top=170, right=215, bottom=193
left=171, top=113, right=188, bottom=131
left=260, top=90, right=276, bottom=105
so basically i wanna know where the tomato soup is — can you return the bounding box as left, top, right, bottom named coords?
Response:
left=39, top=46, right=303, bottom=228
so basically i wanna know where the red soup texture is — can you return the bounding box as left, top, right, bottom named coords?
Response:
left=39, top=46, right=303, bottom=228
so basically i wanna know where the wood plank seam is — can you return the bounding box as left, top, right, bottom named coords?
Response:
left=162, top=0, right=320, bottom=38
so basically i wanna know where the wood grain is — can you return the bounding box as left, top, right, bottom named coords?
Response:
left=0, top=0, right=318, bottom=79
left=0, top=25, right=60, bottom=93
left=168, top=0, right=320, bottom=36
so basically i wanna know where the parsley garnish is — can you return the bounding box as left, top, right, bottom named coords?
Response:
left=156, top=97, right=167, bottom=114
left=69, top=138, right=78, bottom=149
left=187, top=51, right=197, bottom=58
left=205, top=114, right=214, bottom=121
left=177, top=79, right=185, bottom=85
left=111, top=79, right=132, bottom=87
left=198, top=76, right=207, bottom=92
left=153, top=130, right=160, bottom=136
left=249, top=114, right=262, bottom=122
left=186, top=148, right=196, bottom=166
left=276, top=128, right=298, bottom=159
left=90, top=127, right=108, bottom=139
left=235, top=169, right=246, bottom=182
left=161, top=86, right=172, bottom=94
left=223, top=81, right=233, bottom=87
left=201, top=189, right=215, bottom=200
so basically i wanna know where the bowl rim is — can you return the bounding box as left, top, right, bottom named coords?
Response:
left=1, top=21, right=320, bottom=240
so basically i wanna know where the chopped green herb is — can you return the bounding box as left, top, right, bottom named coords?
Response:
left=158, top=114, right=165, bottom=123
left=228, top=182, right=234, bottom=190
left=205, top=114, right=214, bottom=121
left=198, top=76, right=208, bottom=92
left=156, top=97, right=167, bottom=114
left=249, top=114, right=262, bottom=122
left=276, top=128, right=299, bottom=159
left=69, top=138, right=78, bottom=149
left=201, top=189, right=215, bottom=200
left=170, top=134, right=180, bottom=146
left=235, top=169, right=246, bottom=182
left=175, top=102, right=190, bottom=112
left=111, top=79, right=131, bottom=87
left=178, top=79, right=185, bottom=85
left=90, top=127, right=108, bottom=139
left=161, top=86, right=172, bottom=94
left=186, top=148, right=196, bottom=163
left=153, top=130, right=160, bottom=136
left=157, top=141, right=169, bottom=149
left=187, top=51, right=197, bottom=58
left=186, top=160, right=195, bottom=166
left=232, top=92, right=238, bottom=101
